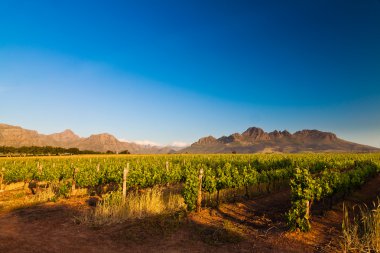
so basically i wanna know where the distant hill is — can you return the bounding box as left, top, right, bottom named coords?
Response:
left=180, top=127, right=379, bottom=153
left=0, top=123, right=175, bottom=154
left=1, top=124, right=378, bottom=154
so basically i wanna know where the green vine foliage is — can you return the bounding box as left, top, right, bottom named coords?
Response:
left=287, top=161, right=379, bottom=232
left=0, top=154, right=379, bottom=222
left=287, top=168, right=317, bottom=232
left=182, top=165, right=202, bottom=211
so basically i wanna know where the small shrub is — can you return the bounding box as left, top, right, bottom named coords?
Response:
left=51, top=182, right=72, bottom=200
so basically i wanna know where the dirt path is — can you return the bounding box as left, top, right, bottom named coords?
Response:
left=0, top=175, right=379, bottom=253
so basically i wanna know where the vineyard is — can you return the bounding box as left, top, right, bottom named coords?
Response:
left=1, top=153, right=379, bottom=233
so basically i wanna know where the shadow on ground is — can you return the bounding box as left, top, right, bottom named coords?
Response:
left=1, top=175, right=379, bottom=253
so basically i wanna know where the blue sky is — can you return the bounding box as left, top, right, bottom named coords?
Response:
left=1, top=0, right=380, bottom=147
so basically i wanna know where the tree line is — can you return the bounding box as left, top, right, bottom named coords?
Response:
left=0, top=146, right=130, bottom=156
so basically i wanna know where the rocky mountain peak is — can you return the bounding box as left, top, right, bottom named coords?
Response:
left=242, top=127, right=270, bottom=141
left=218, top=133, right=242, bottom=144
left=268, top=130, right=292, bottom=139
left=49, top=129, right=80, bottom=143
left=87, top=133, right=119, bottom=143
left=193, top=136, right=218, bottom=145
left=62, top=129, right=75, bottom=135
left=60, top=129, right=77, bottom=137
left=242, top=127, right=264, bottom=136
left=293, top=129, right=337, bottom=141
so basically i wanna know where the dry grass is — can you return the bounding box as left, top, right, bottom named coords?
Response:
left=0, top=181, right=87, bottom=211
left=0, top=187, right=55, bottom=211
left=80, top=186, right=186, bottom=226
left=341, top=199, right=380, bottom=252
left=1, top=181, right=26, bottom=191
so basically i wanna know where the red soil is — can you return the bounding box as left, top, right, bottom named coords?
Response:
left=0, top=175, right=379, bottom=253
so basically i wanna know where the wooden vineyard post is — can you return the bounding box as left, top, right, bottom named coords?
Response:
left=196, top=168, right=204, bottom=213
left=123, top=163, right=129, bottom=202
left=37, top=162, right=43, bottom=175
left=305, top=200, right=311, bottom=230
left=0, top=168, right=4, bottom=192
left=165, top=161, right=169, bottom=186
left=72, top=167, right=78, bottom=192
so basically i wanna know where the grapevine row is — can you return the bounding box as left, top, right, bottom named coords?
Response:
left=0, top=153, right=379, bottom=232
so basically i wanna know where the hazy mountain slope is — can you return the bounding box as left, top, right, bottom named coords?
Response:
left=0, top=124, right=59, bottom=147
left=49, top=129, right=81, bottom=146
left=0, top=123, right=173, bottom=154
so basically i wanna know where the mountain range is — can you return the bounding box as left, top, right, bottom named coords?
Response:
left=0, top=123, right=176, bottom=154
left=180, top=127, right=379, bottom=153
left=0, top=123, right=378, bottom=154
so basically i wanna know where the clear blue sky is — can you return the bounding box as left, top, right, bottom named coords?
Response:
left=1, top=0, right=380, bottom=147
